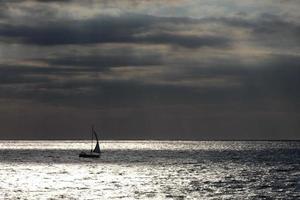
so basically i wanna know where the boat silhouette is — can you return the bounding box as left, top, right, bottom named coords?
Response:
left=79, top=125, right=101, bottom=158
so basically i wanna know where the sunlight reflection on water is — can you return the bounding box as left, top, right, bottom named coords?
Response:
left=0, top=141, right=299, bottom=199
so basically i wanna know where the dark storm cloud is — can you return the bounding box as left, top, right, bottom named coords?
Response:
left=0, top=14, right=231, bottom=48
left=34, top=0, right=72, bottom=2
left=44, top=53, right=162, bottom=68
left=0, top=64, right=76, bottom=82
left=0, top=0, right=71, bottom=3
left=241, top=55, right=300, bottom=102
left=0, top=70, right=50, bottom=85
left=2, top=11, right=298, bottom=49
left=137, top=33, right=230, bottom=49
left=0, top=48, right=163, bottom=86
left=1, top=53, right=299, bottom=111
left=0, top=0, right=299, bottom=139
left=205, top=14, right=300, bottom=46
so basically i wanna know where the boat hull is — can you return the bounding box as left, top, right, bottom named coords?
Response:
left=79, top=152, right=100, bottom=158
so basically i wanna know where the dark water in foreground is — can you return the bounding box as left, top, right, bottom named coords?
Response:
left=0, top=141, right=299, bottom=199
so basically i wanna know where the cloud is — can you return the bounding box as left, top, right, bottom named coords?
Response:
left=1, top=51, right=299, bottom=111
left=0, top=0, right=71, bottom=3
left=44, top=53, right=162, bottom=69
left=206, top=14, right=300, bottom=48
left=0, top=14, right=231, bottom=48
left=0, top=0, right=299, bottom=139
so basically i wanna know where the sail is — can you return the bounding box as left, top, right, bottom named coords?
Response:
left=92, top=126, right=101, bottom=154
left=93, top=141, right=101, bottom=153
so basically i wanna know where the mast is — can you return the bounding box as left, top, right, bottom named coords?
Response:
left=91, top=125, right=94, bottom=152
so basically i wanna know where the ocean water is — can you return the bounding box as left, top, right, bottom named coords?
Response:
left=0, top=141, right=299, bottom=199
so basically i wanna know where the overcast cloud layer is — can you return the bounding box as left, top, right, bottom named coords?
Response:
left=0, top=0, right=299, bottom=139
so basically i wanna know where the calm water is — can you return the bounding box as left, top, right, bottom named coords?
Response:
left=0, top=141, right=299, bottom=199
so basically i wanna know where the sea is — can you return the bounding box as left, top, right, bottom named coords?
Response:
left=0, top=141, right=299, bottom=199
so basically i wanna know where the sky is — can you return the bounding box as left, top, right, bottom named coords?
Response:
left=0, top=0, right=299, bottom=140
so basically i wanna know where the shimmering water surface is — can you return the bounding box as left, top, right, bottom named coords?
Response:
left=0, top=141, right=299, bottom=199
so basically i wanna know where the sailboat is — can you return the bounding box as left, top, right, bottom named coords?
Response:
left=79, top=126, right=101, bottom=158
